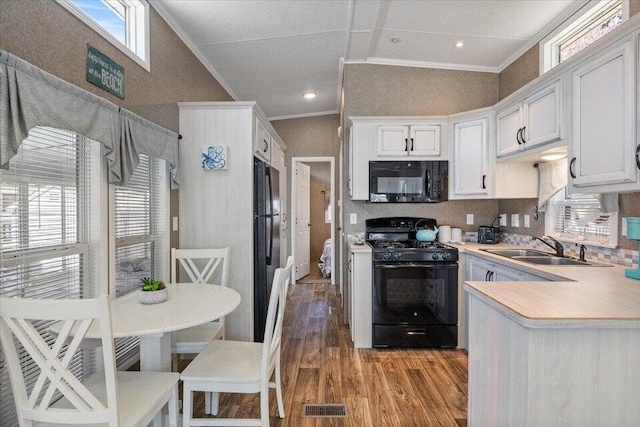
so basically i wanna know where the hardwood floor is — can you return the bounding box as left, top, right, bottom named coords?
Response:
left=180, top=283, right=468, bottom=426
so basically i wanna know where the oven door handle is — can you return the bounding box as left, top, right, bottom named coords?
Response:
left=407, top=329, right=426, bottom=336
left=374, top=263, right=457, bottom=269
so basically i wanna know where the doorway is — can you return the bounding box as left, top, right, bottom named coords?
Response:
left=291, top=157, right=336, bottom=285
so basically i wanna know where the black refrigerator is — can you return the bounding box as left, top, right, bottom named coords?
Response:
left=253, top=158, right=281, bottom=342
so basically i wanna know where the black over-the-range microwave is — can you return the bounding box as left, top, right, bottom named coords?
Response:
left=369, top=160, right=448, bottom=203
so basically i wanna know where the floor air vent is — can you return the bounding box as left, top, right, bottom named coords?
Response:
left=302, top=403, right=348, bottom=418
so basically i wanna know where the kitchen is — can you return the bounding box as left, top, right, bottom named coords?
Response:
left=1, top=1, right=639, bottom=426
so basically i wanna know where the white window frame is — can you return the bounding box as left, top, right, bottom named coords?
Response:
left=544, top=189, right=619, bottom=249
left=539, top=0, right=629, bottom=74
left=56, top=0, right=150, bottom=71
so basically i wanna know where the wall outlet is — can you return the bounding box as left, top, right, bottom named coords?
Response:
left=499, top=214, right=507, bottom=227
left=350, top=213, right=357, bottom=225
left=466, top=214, right=474, bottom=225
left=511, top=214, right=520, bottom=227
left=172, top=216, right=179, bottom=232
left=524, top=214, right=530, bottom=228
left=622, top=217, right=627, bottom=237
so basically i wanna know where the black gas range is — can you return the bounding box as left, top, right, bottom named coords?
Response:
left=366, top=217, right=458, bottom=349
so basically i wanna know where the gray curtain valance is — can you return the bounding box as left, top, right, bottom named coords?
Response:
left=0, top=50, right=179, bottom=188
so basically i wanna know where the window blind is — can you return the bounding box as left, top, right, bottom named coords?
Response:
left=551, top=190, right=612, bottom=241
left=113, top=154, right=166, bottom=369
left=0, top=127, right=94, bottom=425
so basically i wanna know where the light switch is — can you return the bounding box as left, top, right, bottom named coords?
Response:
left=524, top=215, right=530, bottom=228
left=499, top=214, right=507, bottom=227
left=622, top=217, right=627, bottom=237
left=511, top=214, right=520, bottom=228
left=172, top=216, right=179, bottom=232
left=466, top=214, right=474, bottom=225
left=350, top=213, right=357, bottom=225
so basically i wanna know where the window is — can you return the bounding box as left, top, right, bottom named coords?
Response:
left=541, top=0, right=627, bottom=73
left=0, top=127, right=98, bottom=424
left=111, top=154, right=168, bottom=368
left=545, top=188, right=619, bottom=248
left=57, top=0, right=150, bottom=70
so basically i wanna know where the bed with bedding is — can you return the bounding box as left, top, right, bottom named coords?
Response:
left=318, top=238, right=332, bottom=278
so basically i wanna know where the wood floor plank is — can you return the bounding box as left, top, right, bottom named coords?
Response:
left=174, top=282, right=468, bottom=426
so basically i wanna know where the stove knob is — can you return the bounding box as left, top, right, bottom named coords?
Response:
left=408, top=221, right=413, bottom=229
left=443, top=253, right=450, bottom=260
left=391, top=221, right=396, bottom=227
left=383, top=253, right=390, bottom=260
left=432, top=253, right=437, bottom=260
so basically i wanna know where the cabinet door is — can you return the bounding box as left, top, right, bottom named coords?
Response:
left=571, top=41, right=636, bottom=187
left=348, top=128, right=353, bottom=198
left=377, top=125, right=409, bottom=156
left=350, top=125, right=369, bottom=200
left=254, top=120, right=271, bottom=162
left=492, top=265, right=526, bottom=282
left=467, top=257, right=492, bottom=281
left=409, top=125, right=440, bottom=156
left=496, top=104, right=523, bottom=157
left=348, top=252, right=354, bottom=341
left=453, top=118, right=488, bottom=196
left=270, top=142, right=284, bottom=172
left=523, top=80, right=561, bottom=149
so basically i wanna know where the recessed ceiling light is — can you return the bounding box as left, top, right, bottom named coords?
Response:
left=303, top=92, right=317, bottom=99
left=541, top=153, right=567, bottom=161
left=455, top=41, right=464, bottom=48
left=390, top=37, right=401, bottom=43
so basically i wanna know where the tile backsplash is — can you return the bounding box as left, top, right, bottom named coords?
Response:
left=500, top=233, right=639, bottom=268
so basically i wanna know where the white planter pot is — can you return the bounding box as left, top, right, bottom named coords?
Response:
left=138, top=288, right=168, bottom=304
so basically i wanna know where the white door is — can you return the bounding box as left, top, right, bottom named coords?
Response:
left=522, top=81, right=561, bottom=149
left=409, top=125, right=440, bottom=156
left=496, top=103, right=523, bottom=157
left=571, top=41, right=636, bottom=187
left=453, top=119, right=489, bottom=196
left=295, top=162, right=311, bottom=280
left=377, top=125, right=409, bottom=156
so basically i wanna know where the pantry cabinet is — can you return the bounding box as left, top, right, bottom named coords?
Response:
left=496, top=80, right=562, bottom=158
left=568, top=38, right=639, bottom=193
left=347, top=244, right=372, bottom=348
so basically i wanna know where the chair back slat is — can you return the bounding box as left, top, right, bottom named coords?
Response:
left=0, top=296, right=117, bottom=425
left=171, top=248, right=230, bottom=287
left=262, top=257, right=293, bottom=380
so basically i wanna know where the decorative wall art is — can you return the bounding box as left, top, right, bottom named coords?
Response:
left=201, top=145, right=228, bottom=170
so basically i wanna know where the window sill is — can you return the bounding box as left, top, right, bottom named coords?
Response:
left=553, top=235, right=618, bottom=249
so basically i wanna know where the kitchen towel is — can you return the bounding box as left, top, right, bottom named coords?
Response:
left=538, top=158, right=567, bottom=211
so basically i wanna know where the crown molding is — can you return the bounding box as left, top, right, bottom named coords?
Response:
left=268, top=110, right=339, bottom=122
left=148, top=0, right=239, bottom=100
left=344, top=57, right=498, bottom=73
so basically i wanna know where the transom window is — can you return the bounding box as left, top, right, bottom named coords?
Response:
left=541, top=0, right=627, bottom=73
left=57, top=0, right=150, bottom=70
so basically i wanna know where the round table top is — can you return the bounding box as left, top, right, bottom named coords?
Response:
left=81, top=283, right=241, bottom=339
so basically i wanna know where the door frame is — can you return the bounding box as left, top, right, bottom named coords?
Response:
left=291, top=157, right=336, bottom=285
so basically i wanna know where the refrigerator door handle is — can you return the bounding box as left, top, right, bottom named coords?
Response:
left=266, top=167, right=274, bottom=265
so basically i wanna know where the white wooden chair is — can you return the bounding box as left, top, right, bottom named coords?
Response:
left=170, top=247, right=230, bottom=415
left=0, top=295, right=179, bottom=427
left=181, top=256, right=293, bottom=427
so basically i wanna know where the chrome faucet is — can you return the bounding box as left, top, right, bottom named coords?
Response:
left=532, top=236, right=564, bottom=258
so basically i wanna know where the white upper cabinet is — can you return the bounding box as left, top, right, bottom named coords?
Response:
left=496, top=80, right=562, bottom=158
left=270, top=141, right=285, bottom=172
left=452, top=116, right=490, bottom=197
left=569, top=38, right=638, bottom=191
left=254, top=119, right=271, bottom=162
left=377, top=124, right=440, bottom=157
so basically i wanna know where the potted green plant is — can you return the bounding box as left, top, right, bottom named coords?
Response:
left=138, top=277, right=168, bottom=304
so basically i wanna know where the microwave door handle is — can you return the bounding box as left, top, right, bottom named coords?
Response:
left=426, top=169, right=432, bottom=197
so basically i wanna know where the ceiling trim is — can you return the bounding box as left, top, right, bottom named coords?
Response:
left=197, top=28, right=348, bottom=47
left=268, top=110, right=339, bottom=122
left=496, top=0, right=590, bottom=72
left=148, top=0, right=239, bottom=100
left=345, top=57, right=498, bottom=73
left=337, top=57, right=344, bottom=117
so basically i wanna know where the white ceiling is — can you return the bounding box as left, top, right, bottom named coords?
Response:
left=153, top=0, right=581, bottom=120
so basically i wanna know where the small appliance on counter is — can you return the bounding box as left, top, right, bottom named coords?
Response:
left=625, top=217, right=640, bottom=280
left=478, top=217, right=501, bottom=244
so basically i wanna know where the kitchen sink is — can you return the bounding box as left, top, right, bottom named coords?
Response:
left=512, top=256, right=612, bottom=267
left=481, top=249, right=554, bottom=258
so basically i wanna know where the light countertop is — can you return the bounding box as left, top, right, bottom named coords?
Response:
left=457, top=242, right=640, bottom=328
left=347, top=241, right=372, bottom=253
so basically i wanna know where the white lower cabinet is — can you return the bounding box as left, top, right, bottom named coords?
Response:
left=462, top=254, right=550, bottom=349
left=348, top=246, right=372, bottom=348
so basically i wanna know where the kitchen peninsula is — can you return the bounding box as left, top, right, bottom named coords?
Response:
left=462, top=245, right=640, bottom=427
